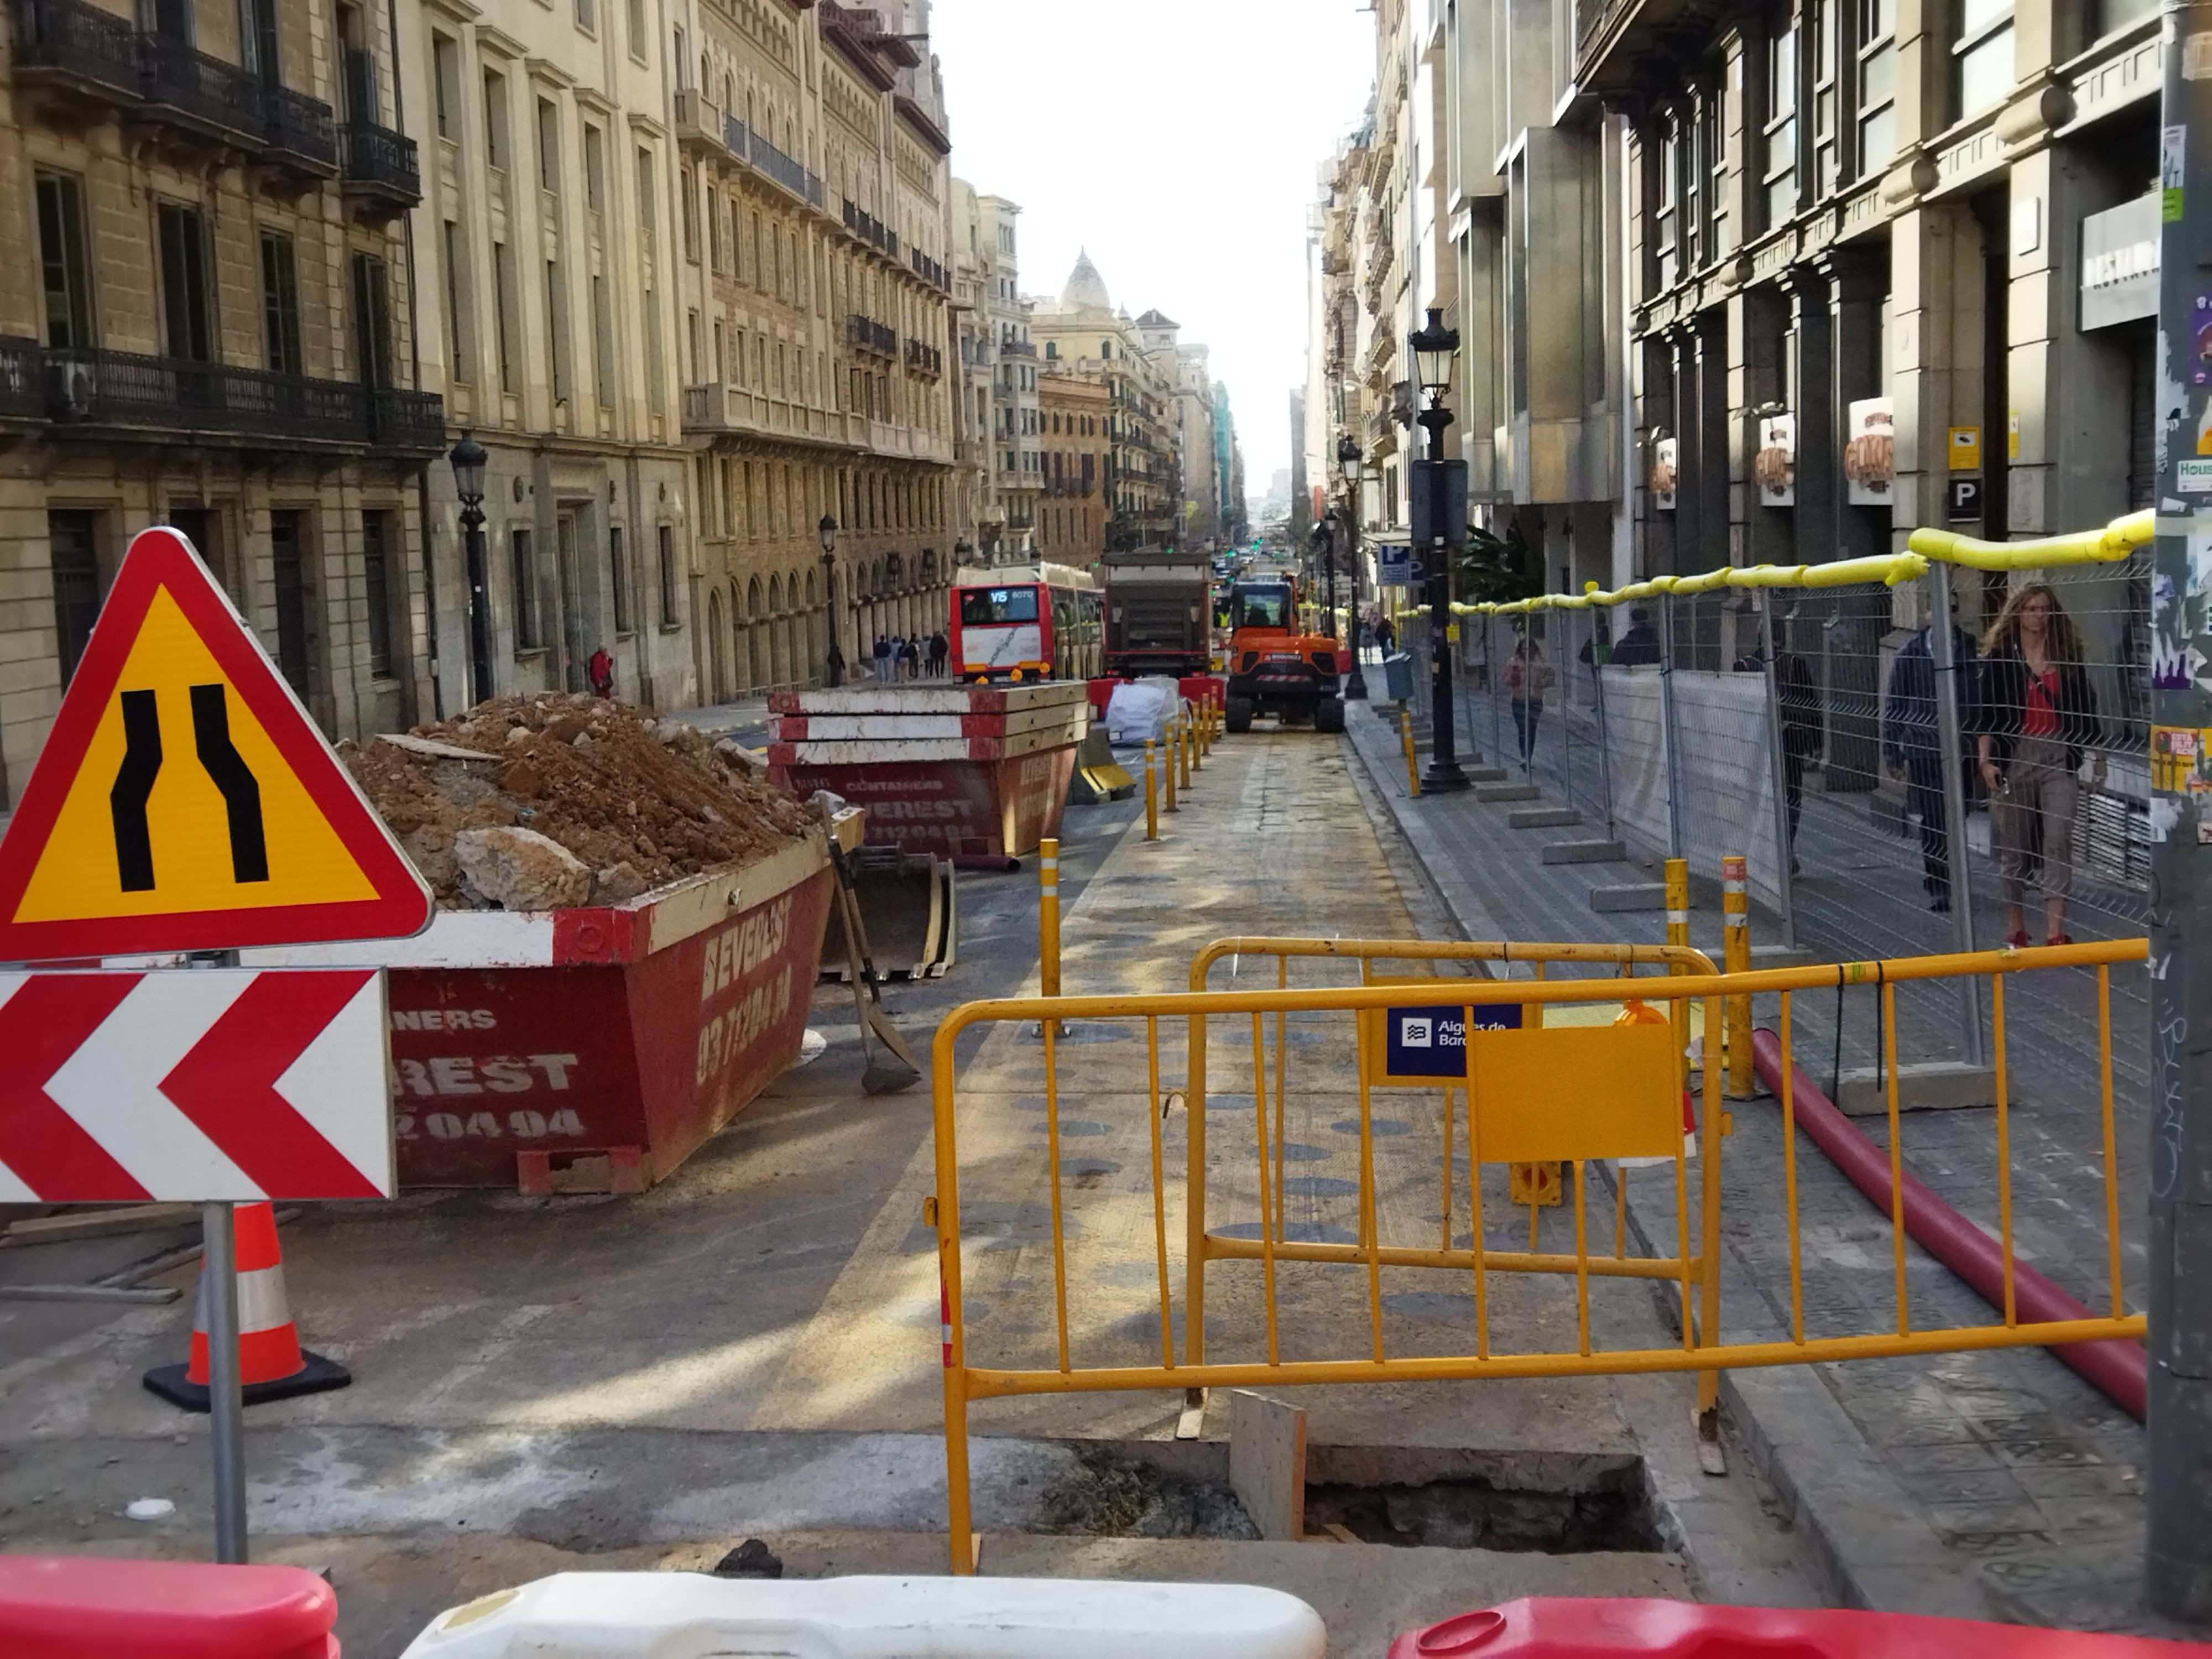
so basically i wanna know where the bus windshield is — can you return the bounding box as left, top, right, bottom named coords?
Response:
left=961, top=586, right=1040, bottom=625
left=1233, top=586, right=1293, bottom=629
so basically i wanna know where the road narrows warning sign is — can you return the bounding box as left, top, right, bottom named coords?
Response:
left=0, top=526, right=431, bottom=961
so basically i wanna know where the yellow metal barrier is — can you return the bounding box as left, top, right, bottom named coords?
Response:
left=927, top=935, right=2146, bottom=1574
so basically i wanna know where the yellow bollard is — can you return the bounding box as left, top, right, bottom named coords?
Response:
left=1663, top=857, right=1690, bottom=951
left=1039, top=837, right=1061, bottom=999
left=1165, top=723, right=1179, bottom=812
left=1722, top=853, right=1752, bottom=1099
left=1179, top=714, right=1194, bottom=792
left=1144, top=739, right=1159, bottom=840
left=1400, top=707, right=1421, bottom=798
left=1190, top=700, right=1203, bottom=771
left=1197, top=696, right=1211, bottom=759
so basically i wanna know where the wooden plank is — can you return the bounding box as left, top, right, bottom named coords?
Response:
left=766, top=723, right=1083, bottom=766
left=1, top=1203, right=200, bottom=1246
left=1228, top=1389, right=1307, bottom=1543
left=768, top=681, right=1090, bottom=717
left=772, top=703, right=1088, bottom=742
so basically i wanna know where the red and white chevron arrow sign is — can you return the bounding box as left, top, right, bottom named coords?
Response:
left=0, top=968, right=393, bottom=1202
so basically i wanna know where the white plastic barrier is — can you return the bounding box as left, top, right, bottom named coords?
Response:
left=402, top=1572, right=1326, bottom=1659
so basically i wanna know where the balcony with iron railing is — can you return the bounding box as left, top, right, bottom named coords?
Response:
left=909, top=247, right=948, bottom=290
left=841, top=197, right=901, bottom=259
left=905, top=339, right=942, bottom=377
left=0, top=338, right=43, bottom=420
left=42, top=346, right=442, bottom=450
left=1000, top=338, right=1035, bottom=359
left=341, top=121, right=420, bottom=217
left=846, top=315, right=896, bottom=358
left=12, top=0, right=335, bottom=173
left=744, top=122, right=823, bottom=209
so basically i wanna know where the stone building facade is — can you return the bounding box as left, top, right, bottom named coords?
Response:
left=2, top=0, right=444, bottom=807
left=950, top=181, right=1036, bottom=566
left=1029, top=253, right=1177, bottom=551
left=661, top=0, right=956, bottom=698
left=1035, top=363, right=1107, bottom=564
left=401, top=0, right=695, bottom=714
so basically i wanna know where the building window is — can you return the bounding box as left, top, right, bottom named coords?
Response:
left=493, top=241, right=518, bottom=392
left=482, top=69, right=508, bottom=168
left=609, top=524, right=630, bottom=633
left=627, top=0, right=646, bottom=58
left=512, top=528, right=540, bottom=648
left=583, top=123, right=606, bottom=213
left=1953, top=0, right=2013, bottom=120
left=681, top=167, right=698, bottom=262
left=259, top=229, right=302, bottom=375
left=156, top=201, right=213, bottom=362
left=432, top=33, right=459, bottom=139
left=705, top=191, right=721, bottom=274
left=644, top=287, right=664, bottom=413
left=592, top=274, right=615, bottom=406
left=49, top=510, right=101, bottom=685
left=1697, top=90, right=1727, bottom=263
left=270, top=510, right=310, bottom=695
left=1763, top=14, right=1798, bottom=228
left=2099, top=0, right=2157, bottom=29
left=362, top=509, right=394, bottom=678
left=536, top=96, right=560, bottom=191
left=351, top=252, right=392, bottom=387
left=546, top=259, right=569, bottom=404
left=1858, top=0, right=1896, bottom=172
left=658, top=524, right=677, bottom=624
left=635, top=147, right=656, bottom=250
left=1812, top=0, right=1839, bottom=196
left=36, top=172, right=94, bottom=349
left=575, top=0, right=593, bottom=34
left=441, top=219, right=472, bottom=383
left=1654, top=118, right=1681, bottom=291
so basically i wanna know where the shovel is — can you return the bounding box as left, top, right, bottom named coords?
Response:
left=829, top=844, right=922, bottom=1094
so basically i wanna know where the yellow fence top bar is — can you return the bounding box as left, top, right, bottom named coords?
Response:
left=1443, top=507, right=2153, bottom=617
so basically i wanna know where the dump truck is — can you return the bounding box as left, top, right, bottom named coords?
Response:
left=1103, top=547, right=1215, bottom=679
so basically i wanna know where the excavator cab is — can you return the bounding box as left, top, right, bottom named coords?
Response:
left=1222, top=578, right=1345, bottom=734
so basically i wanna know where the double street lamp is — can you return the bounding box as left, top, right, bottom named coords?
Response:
left=448, top=431, right=494, bottom=709
left=1407, top=307, right=1469, bottom=792
left=818, top=514, right=843, bottom=688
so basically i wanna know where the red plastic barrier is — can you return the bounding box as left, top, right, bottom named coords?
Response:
left=0, top=1554, right=337, bottom=1658
left=1388, top=1598, right=2201, bottom=1659
left=1748, top=1028, right=2147, bottom=1421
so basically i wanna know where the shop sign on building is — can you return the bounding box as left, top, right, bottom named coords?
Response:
left=2080, top=194, right=2161, bottom=331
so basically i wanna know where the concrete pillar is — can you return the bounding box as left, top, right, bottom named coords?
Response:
left=1781, top=264, right=1835, bottom=569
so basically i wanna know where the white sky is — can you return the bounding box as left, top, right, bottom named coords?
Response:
left=928, top=0, right=1377, bottom=497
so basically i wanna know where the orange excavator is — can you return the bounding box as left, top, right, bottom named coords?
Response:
left=1220, top=576, right=1345, bottom=734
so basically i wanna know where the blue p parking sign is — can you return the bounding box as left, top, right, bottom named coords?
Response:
left=1383, top=1003, right=1521, bottom=1077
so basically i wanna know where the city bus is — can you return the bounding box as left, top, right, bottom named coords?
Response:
left=949, top=562, right=1102, bottom=681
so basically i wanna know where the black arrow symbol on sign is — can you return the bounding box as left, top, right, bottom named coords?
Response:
left=105, top=685, right=269, bottom=893
left=109, top=689, right=160, bottom=891
left=191, top=683, right=268, bottom=884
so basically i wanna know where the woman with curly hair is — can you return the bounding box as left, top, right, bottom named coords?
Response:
left=1975, top=583, right=2104, bottom=947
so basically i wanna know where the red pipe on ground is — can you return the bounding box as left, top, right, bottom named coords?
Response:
left=1747, top=1027, right=2146, bottom=1421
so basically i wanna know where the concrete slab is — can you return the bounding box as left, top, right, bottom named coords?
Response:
left=1834, top=1061, right=1999, bottom=1116
left=1473, top=784, right=1540, bottom=803
left=1508, top=808, right=1581, bottom=830
left=1542, top=841, right=1629, bottom=865
left=1589, top=884, right=1666, bottom=912
left=1461, top=767, right=1510, bottom=784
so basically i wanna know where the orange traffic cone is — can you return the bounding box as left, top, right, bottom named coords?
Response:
left=1615, top=997, right=1699, bottom=1167
left=143, top=1202, right=350, bottom=1411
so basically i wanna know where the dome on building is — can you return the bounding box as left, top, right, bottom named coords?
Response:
left=1061, top=249, right=1112, bottom=311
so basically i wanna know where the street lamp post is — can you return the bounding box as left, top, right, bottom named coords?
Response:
left=448, top=432, right=493, bottom=708
left=1408, top=308, right=1469, bottom=792
left=818, top=514, right=842, bottom=688
left=1309, top=520, right=1336, bottom=639
left=1337, top=433, right=1368, bottom=701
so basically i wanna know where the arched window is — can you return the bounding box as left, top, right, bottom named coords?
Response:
left=1044, top=341, right=1056, bottom=359
left=1100, top=341, right=1112, bottom=359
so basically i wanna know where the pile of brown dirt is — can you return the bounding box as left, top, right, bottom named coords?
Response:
left=342, top=694, right=820, bottom=910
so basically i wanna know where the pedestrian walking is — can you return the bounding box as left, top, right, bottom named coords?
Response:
left=873, top=635, right=891, bottom=680
left=1374, top=615, right=1396, bottom=656
left=1609, top=607, right=1661, bottom=666
left=928, top=630, right=948, bottom=676
left=587, top=643, right=614, bottom=700
left=1734, top=634, right=1820, bottom=869
left=1880, top=585, right=1978, bottom=912
left=1976, top=583, right=2103, bottom=947
left=1503, top=634, right=1554, bottom=766
left=900, top=635, right=921, bottom=680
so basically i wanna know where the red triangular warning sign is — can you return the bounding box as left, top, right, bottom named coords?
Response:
left=0, top=526, right=432, bottom=961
